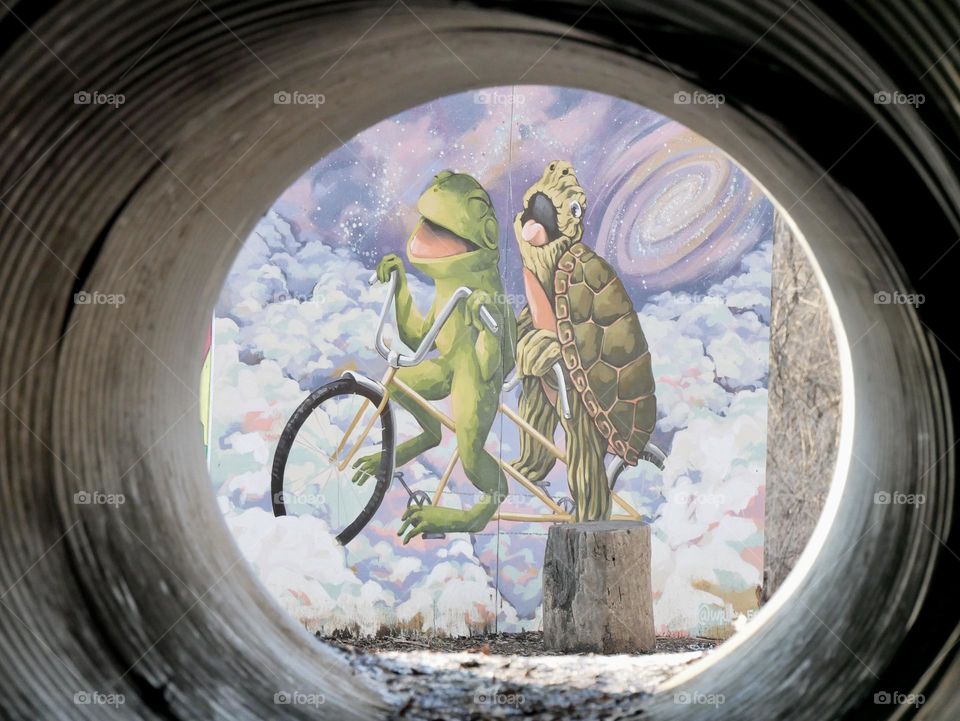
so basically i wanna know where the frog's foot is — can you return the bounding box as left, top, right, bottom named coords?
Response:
left=351, top=452, right=380, bottom=486
left=398, top=505, right=485, bottom=544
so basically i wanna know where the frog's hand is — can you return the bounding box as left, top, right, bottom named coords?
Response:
left=516, top=328, right=561, bottom=377
left=375, top=254, right=428, bottom=348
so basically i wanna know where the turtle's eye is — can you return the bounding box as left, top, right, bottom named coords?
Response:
left=570, top=200, right=582, bottom=219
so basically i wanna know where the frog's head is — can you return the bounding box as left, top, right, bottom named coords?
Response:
left=407, top=170, right=499, bottom=279
left=515, top=160, right=587, bottom=288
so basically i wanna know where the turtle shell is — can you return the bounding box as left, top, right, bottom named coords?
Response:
left=554, top=243, right=656, bottom=466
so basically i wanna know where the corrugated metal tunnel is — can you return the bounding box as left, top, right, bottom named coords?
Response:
left=0, top=1, right=956, bottom=719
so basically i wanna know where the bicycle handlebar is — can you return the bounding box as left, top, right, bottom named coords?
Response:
left=369, top=270, right=499, bottom=368
left=369, top=271, right=571, bottom=416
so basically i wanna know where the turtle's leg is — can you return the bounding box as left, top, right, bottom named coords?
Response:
left=398, top=364, right=505, bottom=542
left=560, top=391, right=611, bottom=521
left=510, top=375, right=559, bottom=483
left=351, top=360, right=451, bottom=485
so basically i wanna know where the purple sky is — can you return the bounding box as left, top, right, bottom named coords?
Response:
left=270, top=85, right=773, bottom=303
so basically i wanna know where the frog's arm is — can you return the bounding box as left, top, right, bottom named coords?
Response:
left=393, top=273, right=432, bottom=350
left=476, top=299, right=517, bottom=383
left=476, top=327, right=500, bottom=384
left=468, top=291, right=517, bottom=383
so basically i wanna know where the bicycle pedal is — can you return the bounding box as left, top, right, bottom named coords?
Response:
left=422, top=533, right=446, bottom=540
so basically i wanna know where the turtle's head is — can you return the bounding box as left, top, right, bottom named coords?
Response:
left=516, top=160, right=586, bottom=287
left=407, top=170, right=499, bottom=278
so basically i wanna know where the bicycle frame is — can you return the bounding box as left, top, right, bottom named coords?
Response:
left=335, top=271, right=645, bottom=524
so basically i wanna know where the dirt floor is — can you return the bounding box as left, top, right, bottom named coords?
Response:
left=321, top=632, right=721, bottom=719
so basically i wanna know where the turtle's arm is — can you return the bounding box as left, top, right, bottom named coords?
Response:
left=516, top=328, right=561, bottom=377
left=517, top=305, right=534, bottom=337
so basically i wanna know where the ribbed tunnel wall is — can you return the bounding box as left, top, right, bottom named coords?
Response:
left=0, top=2, right=956, bottom=719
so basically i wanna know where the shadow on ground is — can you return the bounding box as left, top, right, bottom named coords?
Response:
left=323, top=632, right=717, bottom=719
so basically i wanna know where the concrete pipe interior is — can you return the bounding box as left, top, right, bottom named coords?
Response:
left=0, top=1, right=955, bottom=720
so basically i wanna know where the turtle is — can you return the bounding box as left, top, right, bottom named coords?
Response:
left=511, top=160, right=656, bottom=520
left=553, top=241, right=657, bottom=467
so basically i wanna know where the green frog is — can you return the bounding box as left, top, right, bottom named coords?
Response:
left=352, top=171, right=517, bottom=543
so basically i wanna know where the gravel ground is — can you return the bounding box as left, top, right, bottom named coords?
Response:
left=321, top=632, right=719, bottom=720
left=322, top=630, right=719, bottom=655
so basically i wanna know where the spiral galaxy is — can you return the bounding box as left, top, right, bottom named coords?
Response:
left=588, top=122, right=771, bottom=293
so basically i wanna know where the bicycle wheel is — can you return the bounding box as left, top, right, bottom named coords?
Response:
left=271, top=375, right=395, bottom=545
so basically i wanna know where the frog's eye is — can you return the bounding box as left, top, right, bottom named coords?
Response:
left=570, top=200, right=582, bottom=219
left=549, top=163, right=555, bottom=171
left=467, top=195, right=490, bottom=218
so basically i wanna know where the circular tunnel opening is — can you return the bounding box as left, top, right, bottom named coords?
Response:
left=204, top=82, right=844, bottom=706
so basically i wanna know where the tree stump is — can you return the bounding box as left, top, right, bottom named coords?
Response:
left=543, top=521, right=655, bottom=653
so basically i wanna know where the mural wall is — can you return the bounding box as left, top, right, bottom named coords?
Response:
left=208, top=86, right=773, bottom=639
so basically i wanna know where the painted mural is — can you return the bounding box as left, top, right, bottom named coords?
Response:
left=208, top=86, right=772, bottom=639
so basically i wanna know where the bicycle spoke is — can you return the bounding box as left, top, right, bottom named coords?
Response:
left=292, top=434, right=330, bottom=461
left=307, top=409, right=329, bottom=443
